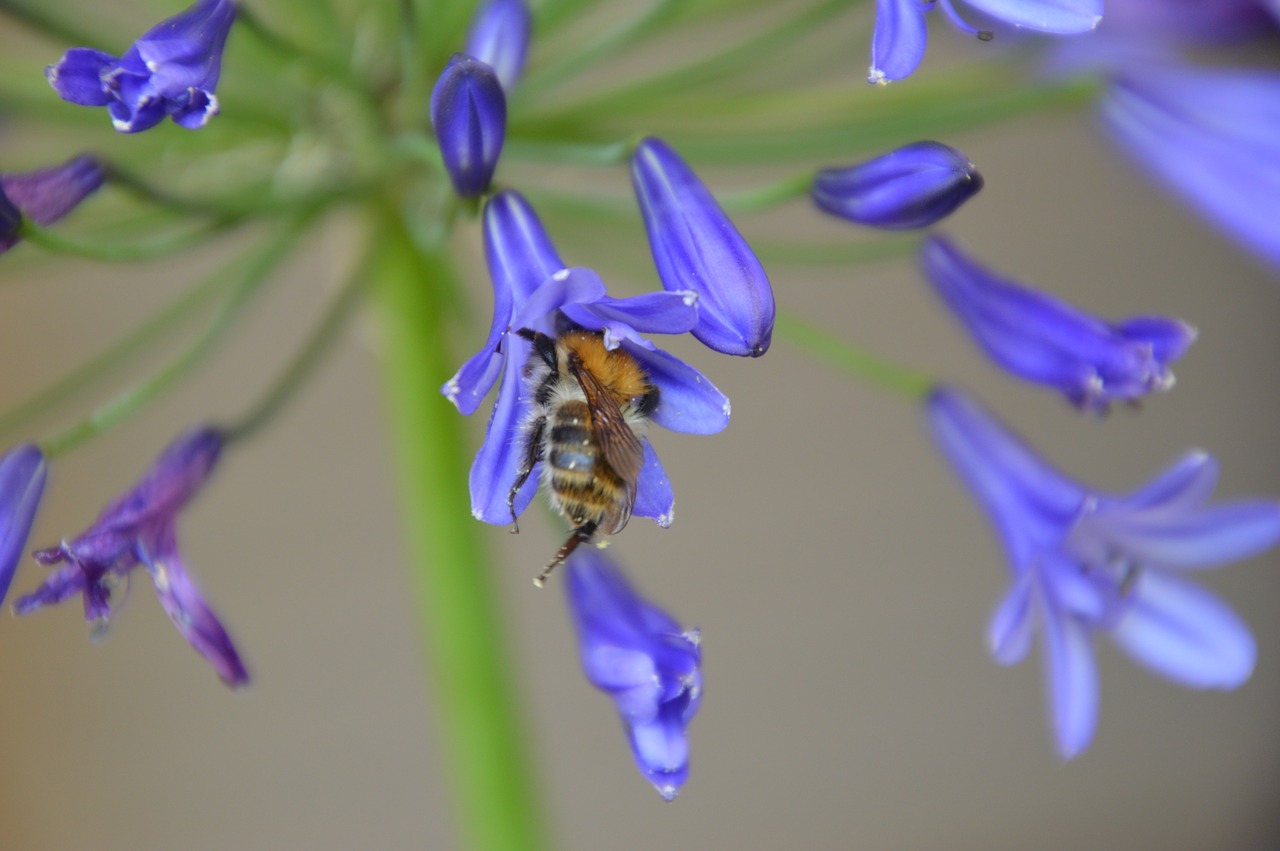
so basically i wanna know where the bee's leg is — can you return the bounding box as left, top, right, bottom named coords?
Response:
left=507, top=416, right=545, bottom=533
left=533, top=520, right=598, bottom=588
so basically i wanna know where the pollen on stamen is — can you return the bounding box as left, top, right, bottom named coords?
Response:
left=721, top=398, right=731, bottom=417
left=443, top=375, right=462, bottom=406
left=552, top=268, right=570, bottom=282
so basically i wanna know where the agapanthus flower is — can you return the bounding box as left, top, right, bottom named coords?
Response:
left=869, top=0, right=1101, bottom=84
left=1101, top=0, right=1275, bottom=40
left=464, top=0, right=533, bottom=91
left=15, top=426, right=248, bottom=687
left=928, top=386, right=1280, bottom=758
left=430, top=53, right=507, bottom=198
left=443, top=190, right=729, bottom=528
left=630, top=137, right=774, bottom=358
left=921, top=235, right=1196, bottom=411
left=564, top=548, right=702, bottom=800
left=46, top=0, right=236, bottom=133
left=0, top=155, right=105, bottom=254
left=0, top=444, right=47, bottom=608
left=812, top=141, right=983, bottom=230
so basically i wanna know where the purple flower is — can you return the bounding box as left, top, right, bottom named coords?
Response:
left=1098, top=59, right=1280, bottom=272
left=442, top=190, right=729, bottom=528
left=869, top=0, right=1100, bottom=84
left=15, top=426, right=248, bottom=687
left=813, top=141, right=983, bottom=230
left=631, top=137, right=774, bottom=358
left=431, top=54, right=507, bottom=198
left=921, top=235, right=1196, bottom=411
left=0, top=445, right=47, bottom=609
left=928, top=386, right=1280, bottom=758
left=0, top=156, right=105, bottom=254
left=564, top=548, right=702, bottom=800
left=46, top=0, right=236, bottom=133
left=1101, top=0, right=1275, bottom=41
left=464, top=0, right=533, bottom=91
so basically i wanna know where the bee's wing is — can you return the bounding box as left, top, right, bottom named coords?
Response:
left=569, top=356, right=643, bottom=533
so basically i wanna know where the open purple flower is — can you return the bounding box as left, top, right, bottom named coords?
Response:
left=46, top=0, right=235, bottom=133
left=631, top=137, right=774, bottom=358
left=15, top=426, right=248, bottom=687
left=431, top=53, right=507, bottom=197
left=928, top=386, right=1280, bottom=758
left=442, top=190, right=729, bottom=528
left=869, top=0, right=1101, bottom=84
left=922, top=235, right=1196, bottom=411
left=0, top=444, right=47, bottom=609
left=813, top=141, right=983, bottom=230
left=464, top=0, right=533, bottom=91
left=0, top=156, right=105, bottom=254
left=565, top=548, right=702, bottom=800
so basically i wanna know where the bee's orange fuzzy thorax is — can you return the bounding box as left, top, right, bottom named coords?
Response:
left=560, top=331, right=652, bottom=403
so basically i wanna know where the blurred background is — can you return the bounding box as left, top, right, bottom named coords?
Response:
left=2, top=4, right=1279, bottom=850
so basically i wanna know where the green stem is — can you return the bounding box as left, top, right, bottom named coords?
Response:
left=753, top=234, right=919, bottom=267
left=19, top=218, right=234, bottom=262
left=39, top=218, right=309, bottom=458
left=775, top=310, right=933, bottom=399
left=502, top=136, right=639, bottom=167
left=374, top=206, right=549, bottom=851
left=222, top=265, right=367, bottom=444
left=0, top=0, right=109, bottom=48
left=719, top=170, right=815, bottom=215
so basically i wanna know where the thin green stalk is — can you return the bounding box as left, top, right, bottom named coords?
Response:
left=222, top=266, right=367, bottom=444
left=20, top=219, right=234, bottom=262
left=39, top=218, right=309, bottom=458
left=775, top=310, right=933, bottom=399
left=502, top=136, right=639, bottom=167
left=719, top=170, right=815, bottom=215
left=0, top=0, right=110, bottom=48
left=375, top=205, right=549, bottom=851
left=234, top=4, right=369, bottom=99
left=753, top=234, right=919, bottom=267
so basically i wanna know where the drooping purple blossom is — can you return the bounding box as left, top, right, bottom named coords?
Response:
left=0, top=156, right=105, bottom=254
left=1100, top=0, right=1275, bottom=41
left=921, top=235, right=1196, bottom=411
left=431, top=54, right=507, bottom=198
left=464, top=0, right=533, bottom=91
left=15, top=426, right=248, bottom=687
left=928, top=386, right=1280, bottom=758
left=813, top=141, right=983, bottom=230
left=868, top=0, right=1101, bottom=84
left=0, top=444, right=47, bottom=609
left=441, top=190, right=730, bottom=528
left=46, top=0, right=236, bottom=133
left=564, top=548, right=702, bottom=800
left=630, top=137, right=775, bottom=358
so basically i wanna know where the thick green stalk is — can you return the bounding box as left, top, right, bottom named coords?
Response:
left=374, top=208, right=549, bottom=851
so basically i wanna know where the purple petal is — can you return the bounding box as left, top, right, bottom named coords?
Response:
left=1037, top=588, right=1098, bottom=760
left=469, top=344, right=540, bottom=524
left=483, top=190, right=567, bottom=306
left=464, top=0, right=533, bottom=91
left=633, top=440, right=674, bottom=527
left=133, top=0, right=235, bottom=93
left=963, top=0, right=1101, bottom=32
left=0, top=444, right=46, bottom=607
left=95, top=426, right=223, bottom=532
left=625, top=345, right=729, bottom=435
left=1116, top=316, right=1198, bottom=364
left=431, top=53, right=507, bottom=197
left=169, top=89, right=219, bottom=129
left=1111, top=571, right=1254, bottom=689
left=1088, top=500, right=1280, bottom=569
left=509, top=267, right=607, bottom=332
left=627, top=707, right=692, bottom=801
left=813, top=141, right=983, bottom=228
left=0, top=156, right=105, bottom=228
left=46, top=48, right=115, bottom=106
left=443, top=338, right=507, bottom=416
left=987, top=569, right=1034, bottom=665
left=12, top=563, right=86, bottom=615
left=561, top=291, right=699, bottom=350
left=1119, top=451, right=1218, bottom=512
left=868, top=0, right=930, bottom=84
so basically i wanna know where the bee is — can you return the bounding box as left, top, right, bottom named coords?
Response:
left=507, top=328, right=659, bottom=587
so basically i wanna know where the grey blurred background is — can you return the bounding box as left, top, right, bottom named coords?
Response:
left=2, top=6, right=1280, bottom=851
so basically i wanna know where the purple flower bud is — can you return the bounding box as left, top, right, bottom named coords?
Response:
left=465, top=0, right=533, bottom=91
left=631, top=137, right=774, bottom=357
left=431, top=54, right=507, bottom=198
left=16, top=426, right=248, bottom=687
left=0, top=444, right=47, bottom=609
left=46, top=0, right=236, bottom=133
left=564, top=549, right=702, bottom=800
left=0, top=156, right=105, bottom=254
left=927, top=386, right=1280, bottom=758
left=921, top=235, right=1196, bottom=412
left=813, top=141, right=983, bottom=230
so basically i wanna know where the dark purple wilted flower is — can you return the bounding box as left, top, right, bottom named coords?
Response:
left=431, top=54, right=507, bottom=198
left=921, top=235, right=1196, bottom=411
left=442, top=190, right=729, bottom=528
left=631, top=137, right=774, bottom=358
left=0, top=156, right=105, bottom=254
left=928, top=386, right=1280, bottom=758
left=15, top=426, right=247, bottom=687
left=813, top=141, right=983, bottom=230
left=46, top=0, right=236, bottom=133
left=564, top=548, right=702, bottom=800
left=0, top=444, right=47, bottom=609
left=869, top=0, right=1101, bottom=84
left=464, top=0, right=533, bottom=91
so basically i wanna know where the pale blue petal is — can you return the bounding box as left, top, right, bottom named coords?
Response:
left=987, top=569, right=1034, bottom=665
left=509, top=267, right=607, bottom=332
left=1038, top=589, right=1098, bottom=760
left=633, top=440, right=674, bottom=527
left=469, top=342, right=540, bottom=524
left=1120, top=451, right=1218, bottom=512
left=562, top=291, right=699, bottom=350
left=1095, top=501, right=1280, bottom=569
left=626, top=345, right=729, bottom=435
left=963, top=0, right=1101, bottom=32
left=869, top=0, right=929, bottom=84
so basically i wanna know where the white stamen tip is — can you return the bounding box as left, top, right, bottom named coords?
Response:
left=552, top=268, right=570, bottom=282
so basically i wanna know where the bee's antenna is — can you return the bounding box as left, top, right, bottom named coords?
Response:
left=533, top=521, right=597, bottom=588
